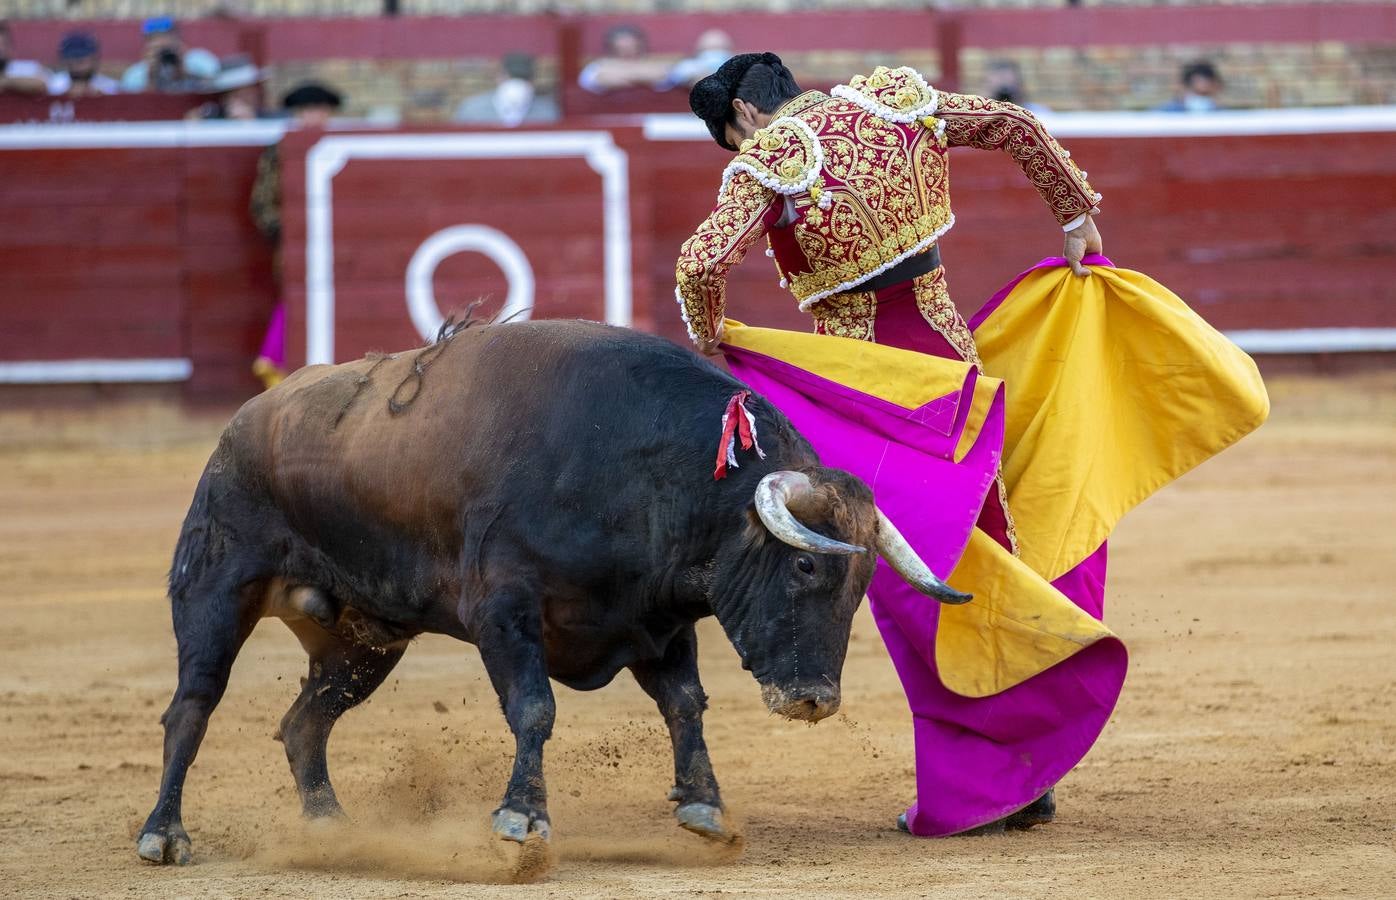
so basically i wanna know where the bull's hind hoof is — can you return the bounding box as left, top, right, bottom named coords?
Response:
left=492, top=807, right=551, bottom=843
left=136, top=829, right=192, bottom=865
left=676, top=802, right=738, bottom=844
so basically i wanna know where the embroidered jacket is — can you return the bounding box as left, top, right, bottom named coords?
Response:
left=675, top=66, right=1101, bottom=342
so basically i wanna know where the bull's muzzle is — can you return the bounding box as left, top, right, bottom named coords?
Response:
left=761, top=681, right=841, bottom=723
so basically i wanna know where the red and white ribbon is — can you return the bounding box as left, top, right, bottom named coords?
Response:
left=714, top=390, right=766, bottom=480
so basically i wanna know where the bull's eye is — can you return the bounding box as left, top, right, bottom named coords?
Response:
left=795, top=555, right=815, bottom=574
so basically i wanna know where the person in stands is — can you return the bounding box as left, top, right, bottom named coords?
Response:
left=454, top=53, right=558, bottom=127
left=0, top=21, right=50, bottom=95
left=1156, top=60, right=1223, bottom=113
left=577, top=24, right=668, bottom=94
left=120, top=17, right=218, bottom=93
left=48, top=32, right=119, bottom=97
left=250, top=84, right=344, bottom=389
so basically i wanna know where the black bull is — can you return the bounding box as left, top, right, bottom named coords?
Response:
left=136, top=320, right=968, bottom=865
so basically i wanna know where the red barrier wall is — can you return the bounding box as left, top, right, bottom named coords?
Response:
left=271, top=124, right=1396, bottom=368
left=0, top=138, right=277, bottom=398
left=2, top=121, right=1394, bottom=400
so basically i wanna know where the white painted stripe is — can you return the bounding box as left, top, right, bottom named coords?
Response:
left=0, top=358, right=193, bottom=383
left=1224, top=328, right=1396, bottom=355
left=4, top=106, right=1392, bottom=151
left=643, top=106, right=1396, bottom=141
left=304, top=130, right=632, bottom=365
left=0, top=120, right=287, bottom=150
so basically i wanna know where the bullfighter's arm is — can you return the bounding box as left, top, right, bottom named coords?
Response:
left=675, top=170, right=779, bottom=348
left=936, top=92, right=1101, bottom=231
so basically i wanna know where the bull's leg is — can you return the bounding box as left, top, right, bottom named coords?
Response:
left=630, top=625, right=736, bottom=843
left=278, top=619, right=408, bottom=819
left=137, top=573, right=260, bottom=865
left=473, top=588, right=555, bottom=843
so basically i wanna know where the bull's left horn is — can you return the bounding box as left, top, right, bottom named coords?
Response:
left=875, top=509, right=973, bottom=604
left=754, top=471, right=865, bottom=556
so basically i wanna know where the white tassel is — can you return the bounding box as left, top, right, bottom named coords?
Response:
left=741, top=404, right=767, bottom=460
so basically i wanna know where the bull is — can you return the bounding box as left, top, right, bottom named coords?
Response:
left=136, top=319, right=968, bottom=866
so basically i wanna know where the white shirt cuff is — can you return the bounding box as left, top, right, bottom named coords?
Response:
left=1062, top=213, right=1088, bottom=233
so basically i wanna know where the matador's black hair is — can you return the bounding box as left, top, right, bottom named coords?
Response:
left=689, top=52, right=803, bottom=151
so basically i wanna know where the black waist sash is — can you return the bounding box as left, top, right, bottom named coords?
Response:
left=837, top=244, right=942, bottom=297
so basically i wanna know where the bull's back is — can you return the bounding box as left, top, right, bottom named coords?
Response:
left=230, top=321, right=749, bottom=553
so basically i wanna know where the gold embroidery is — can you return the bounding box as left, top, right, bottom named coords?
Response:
left=675, top=171, right=776, bottom=341
left=994, top=473, right=1021, bottom=556
left=912, top=268, right=981, bottom=367
left=682, top=74, right=1098, bottom=347
left=809, top=289, right=876, bottom=342
left=771, top=90, right=827, bottom=120
left=937, top=92, right=1099, bottom=226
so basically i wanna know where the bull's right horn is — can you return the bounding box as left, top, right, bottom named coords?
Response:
left=754, top=471, right=866, bottom=556
left=875, top=509, right=973, bottom=604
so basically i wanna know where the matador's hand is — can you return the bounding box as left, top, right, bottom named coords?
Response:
left=693, top=321, right=728, bottom=357
left=1064, top=213, right=1104, bottom=277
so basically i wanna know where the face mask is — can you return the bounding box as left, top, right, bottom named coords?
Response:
left=494, top=78, right=535, bottom=128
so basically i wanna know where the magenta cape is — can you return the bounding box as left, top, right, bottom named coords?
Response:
left=722, top=257, right=1127, bottom=836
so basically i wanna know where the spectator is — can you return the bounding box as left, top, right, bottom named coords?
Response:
left=984, top=59, right=1050, bottom=114
left=48, top=32, right=119, bottom=97
left=0, top=21, right=50, bottom=95
left=249, top=83, right=344, bottom=390
left=658, top=29, right=735, bottom=91
left=188, top=57, right=268, bottom=120
left=454, top=52, right=558, bottom=127
left=120, top=17, right=219, bottom=93
left=578, top=24, right=668, bottom=94
left=1157, top=60, right=1222, bottom=113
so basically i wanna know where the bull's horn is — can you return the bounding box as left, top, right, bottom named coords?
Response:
left=754, top=471, right=866, bottom=556
left=875, top=509, right=973, bottom=604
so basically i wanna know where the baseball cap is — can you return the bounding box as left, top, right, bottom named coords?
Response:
left=141, top=17, right=177, bottom=37
left=58, top=32, right=100, bottom=60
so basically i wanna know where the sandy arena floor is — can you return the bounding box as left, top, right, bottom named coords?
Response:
left=1, top=373, right=1393, bottom=898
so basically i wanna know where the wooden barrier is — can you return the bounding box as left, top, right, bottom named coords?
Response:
left=273, top=117, right=1396, bottom=368
left=0, top=94, right=203, bottom=124
left=0, top=128, right=279, bottom=398
left=2, top=113, right=1394, bottom=400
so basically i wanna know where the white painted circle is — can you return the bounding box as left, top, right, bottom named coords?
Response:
left=404, top=224, right=534, bottom=340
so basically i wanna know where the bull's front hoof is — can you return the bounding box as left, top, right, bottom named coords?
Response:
left=488, top=810, right=554, bottom=883
left=136, top=828, right=192, bottom=866
left=676, top=802, right=739, bottom=844
left=491, top=807, right=551, bottom=843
